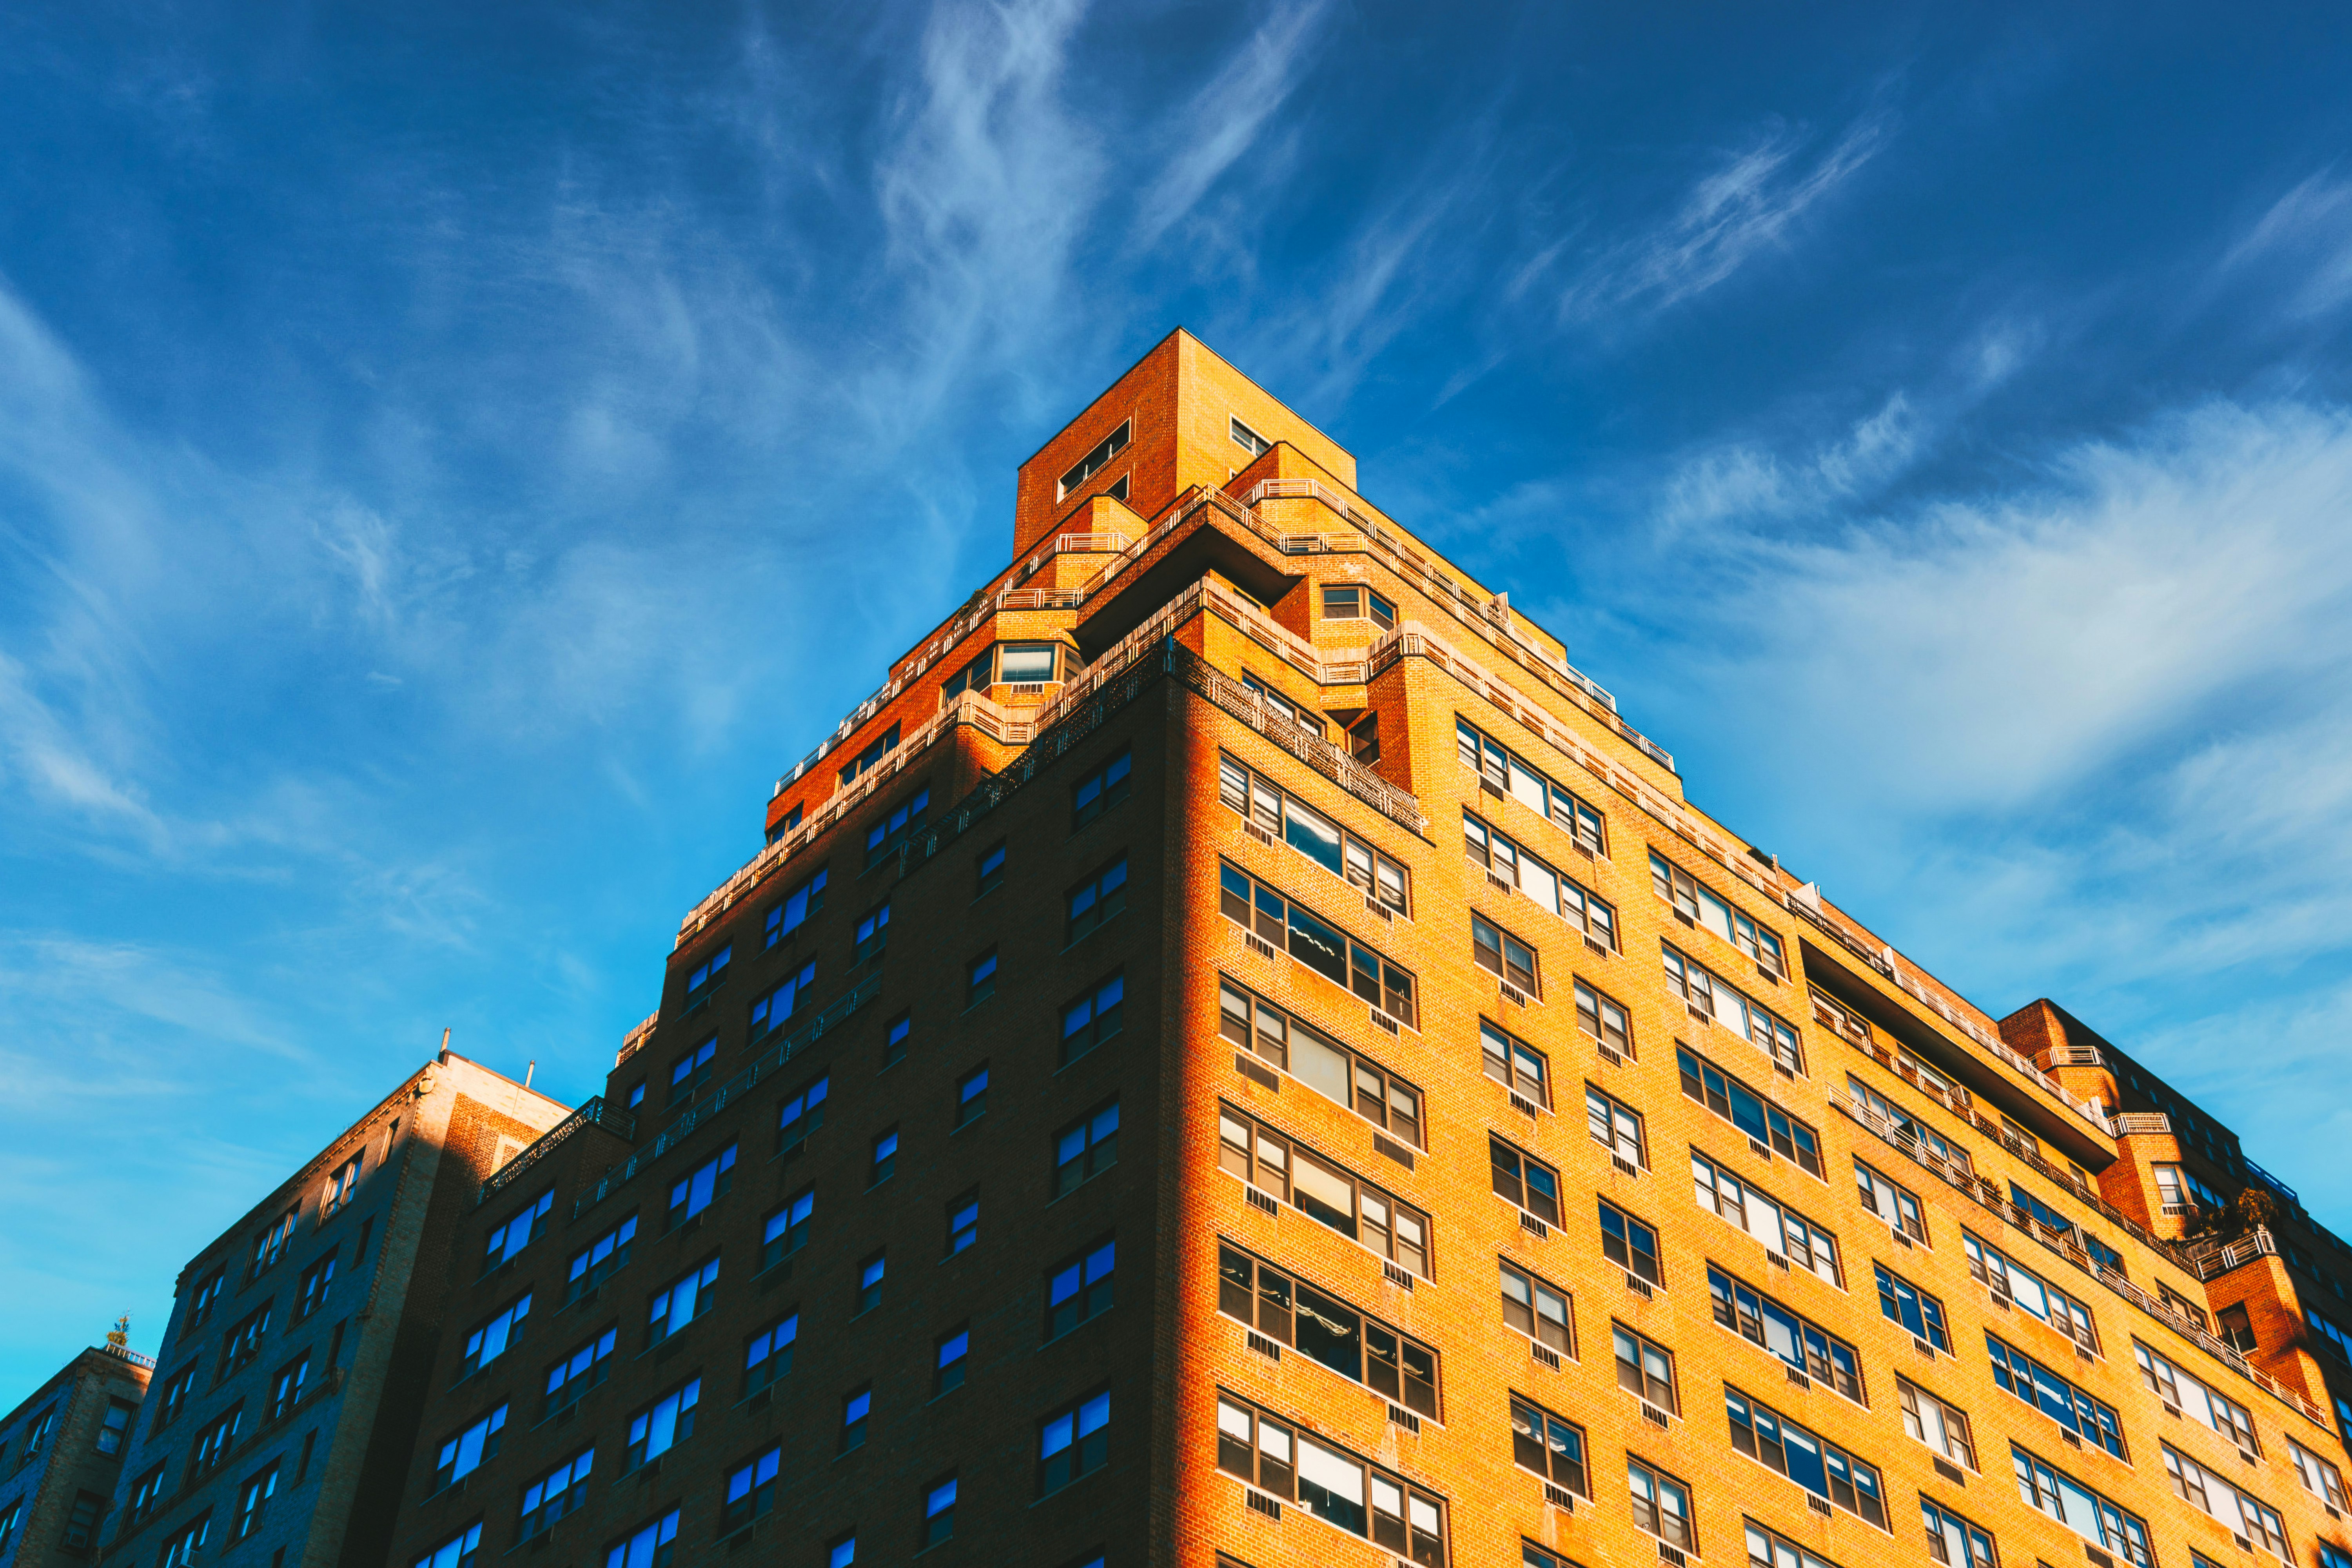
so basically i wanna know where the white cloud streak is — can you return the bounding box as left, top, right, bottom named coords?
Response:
left=2223, top=168, right=2352, bottom=320
left=1132, top=0, right=1332, bottom=248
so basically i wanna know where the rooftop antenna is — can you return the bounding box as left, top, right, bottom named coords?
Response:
left=440, top=1026, right=452, bottom=1063
left=525, top=1060, right=537, bottom=1090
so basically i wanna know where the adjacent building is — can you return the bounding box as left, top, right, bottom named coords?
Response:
left=330, top=328, right=2352, bottom=1568
left=97, top=1053, right=568, bottom=1568
left=0, top=1336, right=151, bottom=1566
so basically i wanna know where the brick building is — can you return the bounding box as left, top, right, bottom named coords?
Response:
left=96, top=1053, right=568, bottom=1568
left=0, top=1338, right=151, bottom=1565
left=380, top=330, right=2352, bottom=1568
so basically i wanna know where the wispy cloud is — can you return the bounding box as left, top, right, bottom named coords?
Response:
left=1552, top=108, right=1891, bottom=325
left=1131, top=0, right=1332, bottom=249
left=2223, top=167, right=2352, bottom=320
left=1656, top=391, right=1924, bottom=532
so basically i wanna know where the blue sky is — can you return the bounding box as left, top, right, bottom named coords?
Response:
left=5, top=0, right=2352, bottom=1394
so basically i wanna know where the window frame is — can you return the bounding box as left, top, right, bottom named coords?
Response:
left=1054, top=1100, right=1120, bottom=1197
left=1875, top=1261, right=1952, bottom=1352
left=1220, top=752, right=1412, bottom=915
left=1706, top=1263, right=1866, bottom=1403
left=1059, top=419, right=1133, bottom=499
left=764, top=866, right=828, bottom=946
left=1059, top=972, right=1124, bottom=1065
left=1898, top=1375, right=1978, bottom=1470
left=1219, top=1103, right=1432, bottom=1278
left=1726, top=1384, right=1889, bottom=1529
left=1648, top=847, right=1787, bottom=974
left=1464, top=809, right=1615, bottom=950
left=1586, top=1084, right=1645, bottom=1167
left=1039, top=1387, right=1111, bottom=1495
left=1612, top=1322, right=1678, bottom=1413
left=1066, top=855, right=1128, bottom=942
left=1214, top=1390, right=1445, bottom=1560
left=1510, top=1392, right=1590, bottom=1495
left=1490, top=1135, right=1563, bottom=1227
left=1481, top=1017, right=1550, bottom=1105
left=1470, top=909, right=1542, bottom=995
left=1072, top=748, right=1132, bottom=828
left=1047, top=1238, right=1117, bottom=1341
left=1217, top=860, right=1417, bottom=1025
left=1499, top=1258, right=1575, bottom=1356
left=1626, top=1455, right=1696, bottom=1552
left=1689, top=1148, right=1842, bottom=1285
left=1599, top=1200, right=1662, bottom=1287
left=1679, top=1044, right=1823, bottom=1176
left=1664, top=942, right=1804, bottom=1073
left=1454, top=714, right=1608, bottom=855
left=1218, top=1241, right=1439, bottom=1417
left=1221, top=978, right=1424, bottom=1145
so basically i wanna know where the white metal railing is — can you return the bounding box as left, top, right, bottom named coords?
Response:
left=2112, top=1112, right=2173, bottom=1137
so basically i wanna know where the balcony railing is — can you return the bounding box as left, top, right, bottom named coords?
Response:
left=98, top=1341, right=157, bottom=1370
left=2037, top=1045, right=2107, bottom=1070
left=2111, top=1112, right=2173, bottom=1137
left=477, top=1098, right=636, bottom=1206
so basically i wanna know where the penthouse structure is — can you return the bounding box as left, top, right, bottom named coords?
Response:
left=0, top=1336, right=151, bottom=1566
left=382, top=331, right=2352, bottom=1568
left=97, top=1053, right=568, bottom=1568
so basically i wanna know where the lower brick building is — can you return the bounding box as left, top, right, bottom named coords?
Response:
left=381, top=329, right=2352, bottom=1568
left=0, top=1336, right=152, bottom=1566
left=96, top=1051, right=569, bottom=1568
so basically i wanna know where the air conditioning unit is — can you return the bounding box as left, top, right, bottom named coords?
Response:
left=1530, top=1341, right=1563, bottom=1372
left=1544, top=1483, right=1576, bottom=1512
left=1388, top=1404, right=1421, bottom=1435
left=1509, top=1092, right=1541, bottom=1118
left=1785, top=1365, right=1811, bottom=1389
left=1598, top=1043, right=1626, bottom=1067
left=1521, top=1213, right=1550, bottom=1241
left=1382, top=1261, right=1416, bottom=1293
left=1748, top=1138, right=1774, bottom=1163
left=1913, top=1336, right=1936, bottom=1358
left=1585, top=936, right=1612, bottom=959
left=1243, top=931, right=1279, bottom=962
left=1244, top=821, right=1276, bottom=849
left=1247, top=1331, right=1282, bottom=1362
left=1612, top=1152, right=1641, bottom=1179
left=1765, top=1251, right=1791, bottom=1271
left=1245, top=1187, right=1280, bottom=1219
left=1641, top=1404, right=1670, bottom=1430
left=1500, top=981, right=1531, bottom=1007
left=1368, top=1007, right=1402, bottom=1035
left=1625, top=1271, right=1654, bottom=1300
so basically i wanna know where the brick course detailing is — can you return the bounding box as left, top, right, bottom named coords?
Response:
left=0, top=1343, right=152, bottom=1568
left=362, top=328, right=2352, bottom=1568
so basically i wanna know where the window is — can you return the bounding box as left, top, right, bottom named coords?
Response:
left=1510, top=1394, right=1590, bottom=1494
left=955, top=1064, right=988, bottom=1127
left=1219, top=1106, right=1431, bottom=1276
left=2307, top=1306, right=2352, bottom=1361
left=2220, top=1303, right=2258, bottom=1353
left=865, top=788, right=927, bottom=866
left=298, top=1248, right=338, bottom=1317
left=191, top=1406, right=241, bottom=1476
left=1855, top=1160, right=1927, bottom=1241
left=2323, top=1550, right=2352, bottom=1568
left=668, top=1037, right=716, bottom=1103
left=1038, top=1388, right=1111, bottom=1494
left=222, top=1301, right=273, bottom=1373
left=1321, top=583, right=1397, bottom=630
left=840, top=1385, right=871, bottom=1452
left=1627, top=1457, right=1695, bottom=1550
left=1613, top=1324, right=1677, bottom=1412
left=2013, top=1445, right=2152, bottom=1564
left=869, top=1127, right=898, bottom=1185
left=853, top=902, right=889, bottom=963
left=1920, top=1498, right=1998, bottom=1568
left=648, top=1258, right=717, bottom=1346
left=934, top=1327, right=969, bottom=1394
left=1073, top=748, right=1132, bottom=826
left=1845, top=1074, right=1973, bottom=1171
left=1471, top=911, right=1541, bottom=994
left=1575, top=979, right=1633, bottom=1057
left=856, top=1253, right=886, bottom=1315
left=750, top=959, right=817, bottom=1037
left=744, top=1313, right=796, bottom=1395
left=2164, top=1444, right=2289, bottom=1553
left=1060, top=419, right=1132, bottom=497
left=1220, top=753, right=1412, bottom=914
left=762, top=1189, right=814, bottom=1268
left=1649, top=849, right=1787, bottom=973
left=269, top=1355, right=310, bottom=1419
left=999, top=642, right=1060, bottom=683
left=1221, top=981, right=1423, bottom=1143
left=946, top=1193, right=978, bottom=1255
left=1218, top=1244, right=1438, bottom=1415
left=2009, top=1183, right=2123, bottom=1273
left=1665, top=944, right=1803, bottom=1072
left=1707, top=1265, right=1864, bottom=1401
left=1348, top=711, right=1380, bottom=762
left=624, top=1380, right=698, bottom=1468
left=1218, top=862, right=1418, bottom=1023
left=777, top=1073, right=828, bottom=1149
left=323, top=1151, right=364, bottom=1217
left=252, top=1208, right=297, bottom=1275
left=483, top=1190, right=552, bottom=1272
left=1875, top=1262, right=1950, bottom=1351
left=154, top=1363, right=198, bottom=1430
left=975, top=841, right=1006, bottom=895
left=1587, top=1086, right=1644, bottom=1165
left=1241, top=671, right=1323, bottom=737
left=63, top=1488, right=108, bottom=1550
left=1465, top=812, right=1615, bottom=949
left=627, top=1080, right=645, bottom=1108
left=189, top=1266, right=228, bottom=1329
left=126, top=1463, right=168, bottom=1523
left=1500, top=1260, right=1573, bottom=1355
left=2154, top=1161, right=2224, bottom=1213
left=838, top=722, right=901, bottom=788
left=966, top=948, right=997, bottom=1006
left=1727, top=1387, right=1887, bottom=1526
left=227, top=1463, right=278, bottom=1539
left=459, top=1298, right=534, bottom=1382
left=828, top=1534, right=856, bottom=1568
left=1230, top=415, right=1271, bottom=458
left=1988, top=1332, right=2125, bottom=1457
left=770, top=802, right=804, bottom=841
left=568, top=1215, right=637, bottom=1301
left=2290, top=1437, right=2347, bottom=1509
left=603, top=1509, right=679, bottom=1568
left=1675, top=1046, right=1820, bottom=1174
left=1481, top=1018, right=1549, bottom=1103
left=923, top=1475, right=958, bottom=1546
left=1455, top=716, right=1607, bottom=853
left=1599, top=1201, right=1662, bottom=1285
left=544, top=1327, right=617, bottom=1412
left=1491, top=1136, right=1562, bottom=1226
left=879, top=1009, right=909, bottom=1067
left=434, top=1403, right=507, bottom=1490
left=719, top=1445, right=781, bottom=1532
left=1060, top=973, right=1125, bottom=1065
left=1690, top=1150, right=1840, bottom=1284
left=1055, top=1102, right=1120, bottom=1196
left=765, top=867, right=828, bottom=944
left=1215, top=1394, right=1446, bottom=1563
left=1962, top=1230, right=2096, bottom=1350
left=519, top=1447, right=593, bottom=1539
left=1899, top=1377, right=1976, bottom=1468
left=98, top=1396, right=136, bottom=1454
left=162, top=1514, right=215, bottom=1568
left=1067, top=857, right=1127, bottom=940
left=683, top=942, right=730, bottom=999
left=1049, top=1240, right=1117, bottom=1338
left=666, top=1143, right=735, bottom=1229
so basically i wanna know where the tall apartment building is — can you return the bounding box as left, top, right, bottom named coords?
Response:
left=0, top=1336, right=151, bottom=1565
left=98, top=1053, right=568, bottom=1568
left=381, top=330, right=2352, bottom=1568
